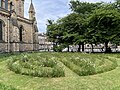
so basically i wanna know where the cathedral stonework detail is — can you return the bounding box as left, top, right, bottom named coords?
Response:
left=0, top=0, right=39, bottom=52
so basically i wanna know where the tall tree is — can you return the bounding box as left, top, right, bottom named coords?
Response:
left=87, top=9, right=120, bottom=52
left=47, top=20, right=63, bottom=51
left=58, top=13, right=86, bottom=52
left=69, top=1, right=103, bottom=51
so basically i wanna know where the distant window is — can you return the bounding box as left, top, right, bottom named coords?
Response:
left=5, top=0, right=8, bottom=10
left=0, top=0, right=2, bottom=7
left=0, top=21, right=2, bottom=40
left=10, top=2, right=12, bottom=14
left=0, top=0, right=1, bottom=7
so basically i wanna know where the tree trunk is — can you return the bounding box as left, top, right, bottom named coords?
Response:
left=105, top=41, right=111, bottom=53
left=67, top=45, right=69, bottom=52
left=105, top=41, right=108, bottom=52
left=78, top=43, right=81, bottom=52
left=115, top=44, right=117, bottom=52
left=53, top=42, right=56, bottom=52
left=91, top=44, right=94, bottom=52
left=82, top=43, right=84, bottom=52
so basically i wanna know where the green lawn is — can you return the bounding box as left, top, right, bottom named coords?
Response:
left=0, top=52, right=120, bottom=90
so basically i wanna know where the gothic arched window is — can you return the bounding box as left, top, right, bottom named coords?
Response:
left=5, top=0, right=8, bottom=10
left=19, top=25, right=24, bottom=42
left=0, top=20, right=3, bottom=40
left=0, top=20, right=5, bottom=41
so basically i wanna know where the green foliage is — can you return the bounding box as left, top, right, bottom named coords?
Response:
left=53, top=44, right=67, bottom=52
left=46, top=0, right=120, bottom=53
left=7, top=53, right=118, bottom=77
left=58, top=13, right=86, bottom=45
left=70, top=0, right=102, bottom=15
left=0, top=53, right=120, bottom=89
left=8, top=54, right=65, bottom=78
left=46, top=20, right=63, bottom=44
left=0, top=83, right=17, bottom=90
left=60, top=54, right=117, bottom=76
left=87, top=9, right=120, bottom=52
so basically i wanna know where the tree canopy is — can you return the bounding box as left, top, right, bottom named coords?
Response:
left=46, top=0, right=120, bottom=52
left=87, top=9, right=120, bottom=52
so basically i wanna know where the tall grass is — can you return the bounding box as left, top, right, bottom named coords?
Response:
left=8, top=54, right=65, bottom=77
left=60, top=54, right=118, bottom=76
left=8, top=52, right=118, bottom=77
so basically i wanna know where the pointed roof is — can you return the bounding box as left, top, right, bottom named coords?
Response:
left=29, top=0, right=35, bottom=13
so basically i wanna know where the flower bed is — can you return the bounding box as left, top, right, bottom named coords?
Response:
left=8, top=54, right=65, bottom=77
left=60, top=55, right=117, bottom=76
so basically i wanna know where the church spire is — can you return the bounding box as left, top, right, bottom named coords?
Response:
left=29, top=0, right=35, bottom=14
left=29, top=0, right=35, bottom=20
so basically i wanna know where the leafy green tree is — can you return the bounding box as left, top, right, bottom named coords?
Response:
left=57, top=13, right=86, bottom=52
left=69, top=1, right=103, bottom=52
left=88, top=9, right=120, bottom=52
left=47, top=20, right=63, bottom=51
left=47, top=0, right=120, bottom=53
left=70, top=0, right=102, bottom=15
left=47, top=20, right=57, bottom=44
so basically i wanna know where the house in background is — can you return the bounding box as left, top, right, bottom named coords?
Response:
left=38, top=33, right=53, bottom=51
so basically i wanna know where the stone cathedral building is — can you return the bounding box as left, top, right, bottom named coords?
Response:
left=0, top=0, right=39, bottom=52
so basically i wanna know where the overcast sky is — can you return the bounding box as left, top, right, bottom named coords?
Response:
left=24, top=0, right=114, bottom=33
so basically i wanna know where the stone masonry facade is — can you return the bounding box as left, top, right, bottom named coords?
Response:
left=0, top=0, right=39, bottom=52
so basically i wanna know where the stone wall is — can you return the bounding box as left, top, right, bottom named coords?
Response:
left=17, top=17, right=33, bottom=44
left=0, top=11, right=9, bottom=42
left=0, top=1, right=39, bottom=53
left=0, top=42, right=8, bottom=52
left=10, top=43, right=19, bottom=52
left=19, top=43, right=33, bottom=52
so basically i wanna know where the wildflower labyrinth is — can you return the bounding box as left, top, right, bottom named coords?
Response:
left=7, top=54, right=65, bottom=77
left=7, top=53, right=118, bottom=77
left=60, top=56, right=118, bottom=76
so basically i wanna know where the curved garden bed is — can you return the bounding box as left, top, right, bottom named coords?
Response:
left=7, top=54, right=65, bottom=78
left=60, top=55, right=118, bottom=76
